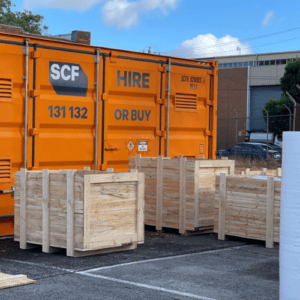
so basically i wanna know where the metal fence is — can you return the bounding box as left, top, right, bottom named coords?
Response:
left=217, top=113, right=292, bottom=150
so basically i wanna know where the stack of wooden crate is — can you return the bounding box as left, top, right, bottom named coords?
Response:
left=215, top=174, right=281, bottom=248
left=14, top=169, right=144, bottom=257
left=130, top=155, right=235, bottom=235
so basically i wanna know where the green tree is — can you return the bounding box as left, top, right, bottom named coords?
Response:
left=280, top=57, right=300, bottom=97
left=263, top=97, right=293, bottom=137
left=0, top=0, right=48, bottom=34
left=263, top=58, right=300, bottom=135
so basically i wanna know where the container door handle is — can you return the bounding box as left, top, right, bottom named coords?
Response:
left=0, top=186, right=15, bottom=195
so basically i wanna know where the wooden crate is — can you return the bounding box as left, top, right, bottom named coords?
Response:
left=130, top=155, right=235, bottom=235
left=235, top=168, right=282, bottom=177
left=214, top=174, right=281, bottom=248
left=14, top=169, right=144, bottom=257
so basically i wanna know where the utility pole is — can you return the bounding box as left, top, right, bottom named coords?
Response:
left=286, top=92, right=297, bottom=131
left=263, top=106, right=269, bottom=167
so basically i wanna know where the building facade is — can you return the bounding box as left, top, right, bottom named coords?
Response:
left=199, top=50, right=300, bottom=149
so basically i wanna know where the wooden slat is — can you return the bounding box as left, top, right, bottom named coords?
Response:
left=20, top=168, right=27, bottom=249
left=194, top=160, right=200, bottom=227
left=266, top=177, right=275, bottom=248
left=179, top=157, right=187, bottom=234
left=156, top=156, right=163, bottom=230
left=67, top=170, right=75, bottom=257
left=88, top=173, right=138, bottom=183
left=42, top=169, right=50, bottom=253
left=218, top=173, right=226, bottom=240
left=84, top=175, right=91, bottom=249
left=137, top=173, right=145, bottom=243
left=0, top=272, right=36, bottom=290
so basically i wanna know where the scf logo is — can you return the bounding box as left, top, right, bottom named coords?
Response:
left=49, top=61, right=88, bottom=97
left=50, top=64, right=80, bottom=81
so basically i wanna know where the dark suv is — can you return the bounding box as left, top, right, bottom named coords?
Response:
left=216, top=142, right=281, bottom=160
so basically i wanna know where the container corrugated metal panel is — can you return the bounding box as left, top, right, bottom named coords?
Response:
left=250, top=85, right=282, bottom=131
left=0, top=31, right=218, bottom=236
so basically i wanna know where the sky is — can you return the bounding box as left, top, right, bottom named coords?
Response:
left=10, top=0, right=300, bottom=58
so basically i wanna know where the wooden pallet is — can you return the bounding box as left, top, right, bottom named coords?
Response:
left=130, top=155, right=235, bottom=235
left=215, top=174, right=281, bottom=248
left=14, top=169, right=144, bottom=257
left=0, top=272, right=35, bottom=290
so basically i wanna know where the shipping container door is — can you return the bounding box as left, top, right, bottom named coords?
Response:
left=0, top=41, right=29, bottom=236
left=31, top=47, right=100, bottom=170
left=166, top=64, right=216, bottom=159
left=103, top=56, right=163, bottom=170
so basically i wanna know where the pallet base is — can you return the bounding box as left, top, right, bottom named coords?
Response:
left=146, top=225, right=214, bottom=236
left=182, top=226, right=214, bottom=236
left=15, top=241, right=138, bottom=257
left=73, top=243, right=137, bottom=257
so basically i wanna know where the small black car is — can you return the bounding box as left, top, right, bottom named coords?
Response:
left=216, top=142, right=281, bottom=160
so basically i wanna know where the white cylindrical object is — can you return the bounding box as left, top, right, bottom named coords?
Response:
left=280, top=132, right=300, bottom=299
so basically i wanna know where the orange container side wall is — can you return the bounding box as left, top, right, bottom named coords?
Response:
left=0, top=41, right=30, bottom=236
left=0, top=32, right=217, bottom=236
left=167, top=63, right=212, bottom=159
left=33, top=48, right=101, bottom=170
left=103, top=56, right=164, bottom=171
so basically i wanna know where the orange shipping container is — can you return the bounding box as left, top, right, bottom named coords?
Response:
left=0, top=31, right=218, bottom=236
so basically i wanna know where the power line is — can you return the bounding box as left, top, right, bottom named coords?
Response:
left=170, top=36, right=300, bottom=58
left=162, top=26, right=300, bottom=55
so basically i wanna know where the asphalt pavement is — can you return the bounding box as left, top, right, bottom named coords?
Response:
left=0, top=229, right=279, bottom=300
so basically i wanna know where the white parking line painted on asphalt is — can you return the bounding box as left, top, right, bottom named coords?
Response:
left=79, top=245, right=251, bottom=274
left=1, top=258, right=75, bottom=273
left=79, top=272, right=217, bottom=300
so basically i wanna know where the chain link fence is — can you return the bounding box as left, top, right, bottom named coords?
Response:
left=217, top=113, right=292, bottom=150
left=217, top=113, right=293, bottom=169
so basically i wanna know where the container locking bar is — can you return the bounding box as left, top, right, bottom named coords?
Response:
left=0, top=215, right=14, bottom=220
left=0, top=186, right=15, bottom=195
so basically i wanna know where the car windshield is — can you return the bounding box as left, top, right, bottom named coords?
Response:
left=269, top=144, right=281, bottom=151
left=261, top=145, right=273, bottom=151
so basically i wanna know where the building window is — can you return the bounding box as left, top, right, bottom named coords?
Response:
left=233, top=62, right=238, bottom=68
left=219, top=64, right=223, bottom=68
left=243, top=62, right=248, bottom=67
left=270, top=60, right=275, bottom=65
left=228, top=63, right=233, bottom=68
left=258, top=61, right=264, bottom=66
left=276, top=59, right=287, bottom=65
left=265, top=60, right=270, bottom=66
left=249, top=61, right=254, bottom=66
left=238, top=62, right=243, bottom=67
left=223, top=63, right=228, bottom=68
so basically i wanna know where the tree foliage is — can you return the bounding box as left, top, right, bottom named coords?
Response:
left=280, top=57, right=300, bottom=96
left=263, top=58, right=300, bottom=135
left=0, top=0, right=48, bottom=34
left=263, top=97, right=293, bottom=137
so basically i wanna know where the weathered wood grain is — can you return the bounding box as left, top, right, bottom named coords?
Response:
left=14, top=170, right=144, bottom=257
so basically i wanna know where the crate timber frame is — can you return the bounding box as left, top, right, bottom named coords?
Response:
left=215, top=174, right=281, bottom=248
left=130, top=155, right=235, bottom=235
left=14, top=169, right=144, bottom=257
left=235, top=168, right=282, bottom=177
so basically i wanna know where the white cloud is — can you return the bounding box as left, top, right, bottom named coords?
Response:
left=262, top=11, right=274, bottom=28
left=102, top=0, right=180, bottom=30
left=169, top=34, right=253, bottom=58
left=23, top=0, right=180, bottom=29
